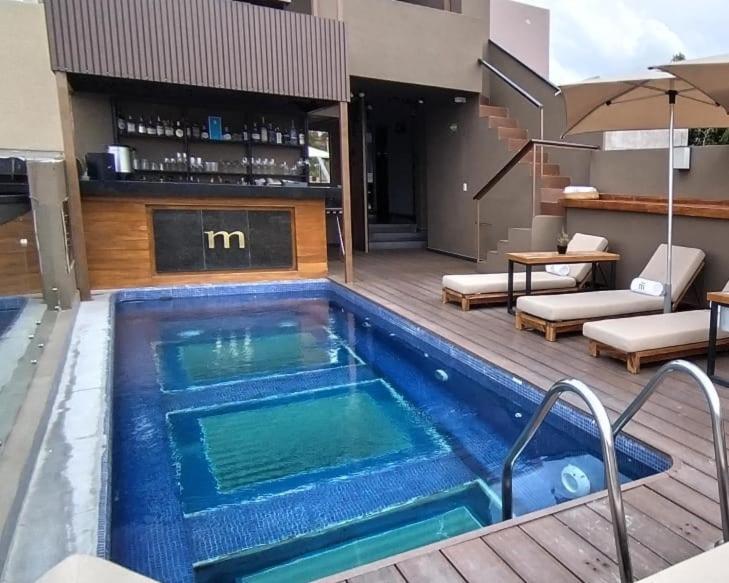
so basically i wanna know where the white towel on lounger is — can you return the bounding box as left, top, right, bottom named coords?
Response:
left=546, top=264, right=570, bottom=277
left=630, top=277, right=664, bottom=297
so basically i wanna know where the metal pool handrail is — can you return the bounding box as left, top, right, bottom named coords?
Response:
left=613, top=360, right=729, bottom=542
left=501, top=378, right=633, bottom=583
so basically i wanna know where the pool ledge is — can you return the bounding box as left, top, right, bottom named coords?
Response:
left=1, top=294, right=114, bottom=583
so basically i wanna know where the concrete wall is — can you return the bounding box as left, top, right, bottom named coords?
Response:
left=425, top=96, right=534, bottom=257
left=0, top=1, right=63, bottom=154
left=490, top=0, right=549, bottom=78
left=327, top=0, right=489, bottom=92
left=589, top=147, right=729, bottom=200
left=566, top=208, right=727, bottom=302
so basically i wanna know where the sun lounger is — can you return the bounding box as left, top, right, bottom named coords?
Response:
left=583, top=282, right=729, bottom=373
left=441, top=233, right=608, bottom=311
left=515, top=244, right=705, bottom=341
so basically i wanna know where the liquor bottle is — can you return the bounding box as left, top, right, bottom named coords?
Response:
left=126, top=114, right=136, bottom=134
left=185, top=124, right=192, bottom=139
left=117, top=113, right=126, bottom=134
left=175, top=121, right=184, bottom=139
left=251, top=123, right=260, bottom=143
left=268, top=123, right=275, bottom=144
left=289, top=121, right=297, bottom=145
left=298, top=129, right=306, bottom=146
left=137, top=116, right=146, bottom=135
left=164, top=120, right=174, bottom=137
left=201, top=125, right=209, bottom=140
left=242, top=124, right=249, bottom=142
left=232, top=130, right=241, bottom=142
left=260, top=119, right=268, bottom=143
left=156, top=116, right=164, bottom=136
left=223, top=126, right=232, bottom=141
left=275, top=126, right=283, bottom=145
left=148, top=117, right=156, bottom=135
left=192, top=123, right=201, bottom=139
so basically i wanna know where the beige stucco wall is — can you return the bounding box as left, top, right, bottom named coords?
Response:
left=489, top=0, right=549, bottom=78
left=0, top=1, right=63, bottom=154
left=328, top=0, right=489, bottom=92
left=589, top=147, right=729, bottom=200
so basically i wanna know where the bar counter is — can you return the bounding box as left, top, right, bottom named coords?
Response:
left=80, top=180, right=336, bottom=290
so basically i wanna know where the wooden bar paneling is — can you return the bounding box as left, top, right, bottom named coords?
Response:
left=0, top=212, right=42, bottom=296
left=44, top=0, right=349, bottom=102
left=81, top=196, right=327, bottom=290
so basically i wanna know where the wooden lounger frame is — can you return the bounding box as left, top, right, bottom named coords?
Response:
left=442, top=285, right=582, bottom=311
left=514, top=260, right=704, bottom=342
left=589, top=337, right=729, bottom=374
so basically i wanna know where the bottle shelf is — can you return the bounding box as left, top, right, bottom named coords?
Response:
left=118, top=132, right=184, bottom=142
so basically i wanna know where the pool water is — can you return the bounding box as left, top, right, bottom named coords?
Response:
left=111, top=283, right=670, bottom=583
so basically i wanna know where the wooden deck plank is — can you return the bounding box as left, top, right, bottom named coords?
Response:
left=588, top=496, right=703, bottom=565
left=326, top=251, right=729, bottom=583
left=555, top=505, right=669, bottom=579
left=441, top=538, right=524, bottom=583
left=395, top=552, right=466, bottom=582
left=520, top=515, right=620, bottom=583
left=348, top=566, right=407, bottom=583
left=623, top=487, right=722, bottom=551
left=484, top=527, right=581, bottom=583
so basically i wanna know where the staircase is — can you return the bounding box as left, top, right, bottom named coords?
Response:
left=476, top=103, right=572, bottom=273
left=368, top=223, right=427, bottom=251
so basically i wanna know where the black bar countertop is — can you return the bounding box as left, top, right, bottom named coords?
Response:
left=80, top=180, right=341, bottom=203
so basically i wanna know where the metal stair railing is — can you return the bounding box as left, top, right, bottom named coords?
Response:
left=501, top=378, right=633, bottom=583
left=613, top=360, right=729, bottom=543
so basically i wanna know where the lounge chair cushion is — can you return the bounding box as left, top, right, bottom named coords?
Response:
left=516, top=244, right=705, bottom=322
left=583, top=310, right=729, bottom=353
left=443, top=272, right=576, bottom=295
left=639, top=244, right=705, bottom=302
left=565, top=233, right=609, bottom=282
left=517, top=289, right=663, bottom=321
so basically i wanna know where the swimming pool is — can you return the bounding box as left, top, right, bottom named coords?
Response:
left=110, top=280, right=670, bottom=583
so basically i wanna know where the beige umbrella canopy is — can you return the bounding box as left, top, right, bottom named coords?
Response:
left=558, top=69, right=729, bottom=312
left=657, top=54, right=729, bottom=111
left=560, top=70, right=729, bottom=136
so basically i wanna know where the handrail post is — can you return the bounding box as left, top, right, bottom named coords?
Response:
left=613, top=360, right=729, bottom=543
left=502, top=379, right=633, bottom=583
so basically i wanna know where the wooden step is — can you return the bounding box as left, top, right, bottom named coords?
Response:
left=527, top=163, right=561, bottom=177
left=540, top=175, right=571, bottom=189
left=520, top=149, right=549, bottom=163
left=540, top=187, right=566, bottom=203
left=480, top=104, right=508, bottom=118
left=507, top=138, right=529, bottom=151
left=541, top=201, right=565, bottom=216
left=488, top=116, right=518, bottom=129
left=498, top=126, right=528, bottom=140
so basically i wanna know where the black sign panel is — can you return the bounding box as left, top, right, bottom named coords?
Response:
left=152, top=209, right=294, bottom=273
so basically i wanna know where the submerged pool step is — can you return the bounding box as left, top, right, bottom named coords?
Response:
left=194, top=482, right=496, bottom=583
left=164, top=363, right=381, bottom=412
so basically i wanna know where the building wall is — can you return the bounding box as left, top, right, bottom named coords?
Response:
left=566, top=208, right=727, bottom=301
left=0, top=1, right=63, bottom=154
left=326, top=0, right=489, bottom=92
left=589, top=147, right=729, bottom=200
left=489, top=0, right=549, bottom=78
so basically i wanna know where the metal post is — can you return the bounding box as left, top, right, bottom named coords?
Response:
left=613, top=360, right=729, bottom=543
left=665, top=93, right=676, bottom=313
left=476, top=201, right=481, bottom=262
left=502, top=379, right=633, bottom=583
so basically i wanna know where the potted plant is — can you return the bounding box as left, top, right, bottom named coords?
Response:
left=556, top=229, right=570, bottom=254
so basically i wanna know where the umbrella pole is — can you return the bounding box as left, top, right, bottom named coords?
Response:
left=664, top=93, right=676, bottom=313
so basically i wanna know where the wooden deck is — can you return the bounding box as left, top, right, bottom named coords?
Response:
left=326, top=250, right=729, bottom=583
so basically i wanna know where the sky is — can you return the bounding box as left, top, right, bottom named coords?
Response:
left=522, top=0, right=729, bottom=85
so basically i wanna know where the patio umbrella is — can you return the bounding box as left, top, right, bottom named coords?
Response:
left=559, top=70, right=729, bottom=312
left=656, top=54, right=729, bottom=111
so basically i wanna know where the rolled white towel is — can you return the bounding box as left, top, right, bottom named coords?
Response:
left=630, top=277, right=665, bottom=297
left=546, top=264, right=570, bottom=277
